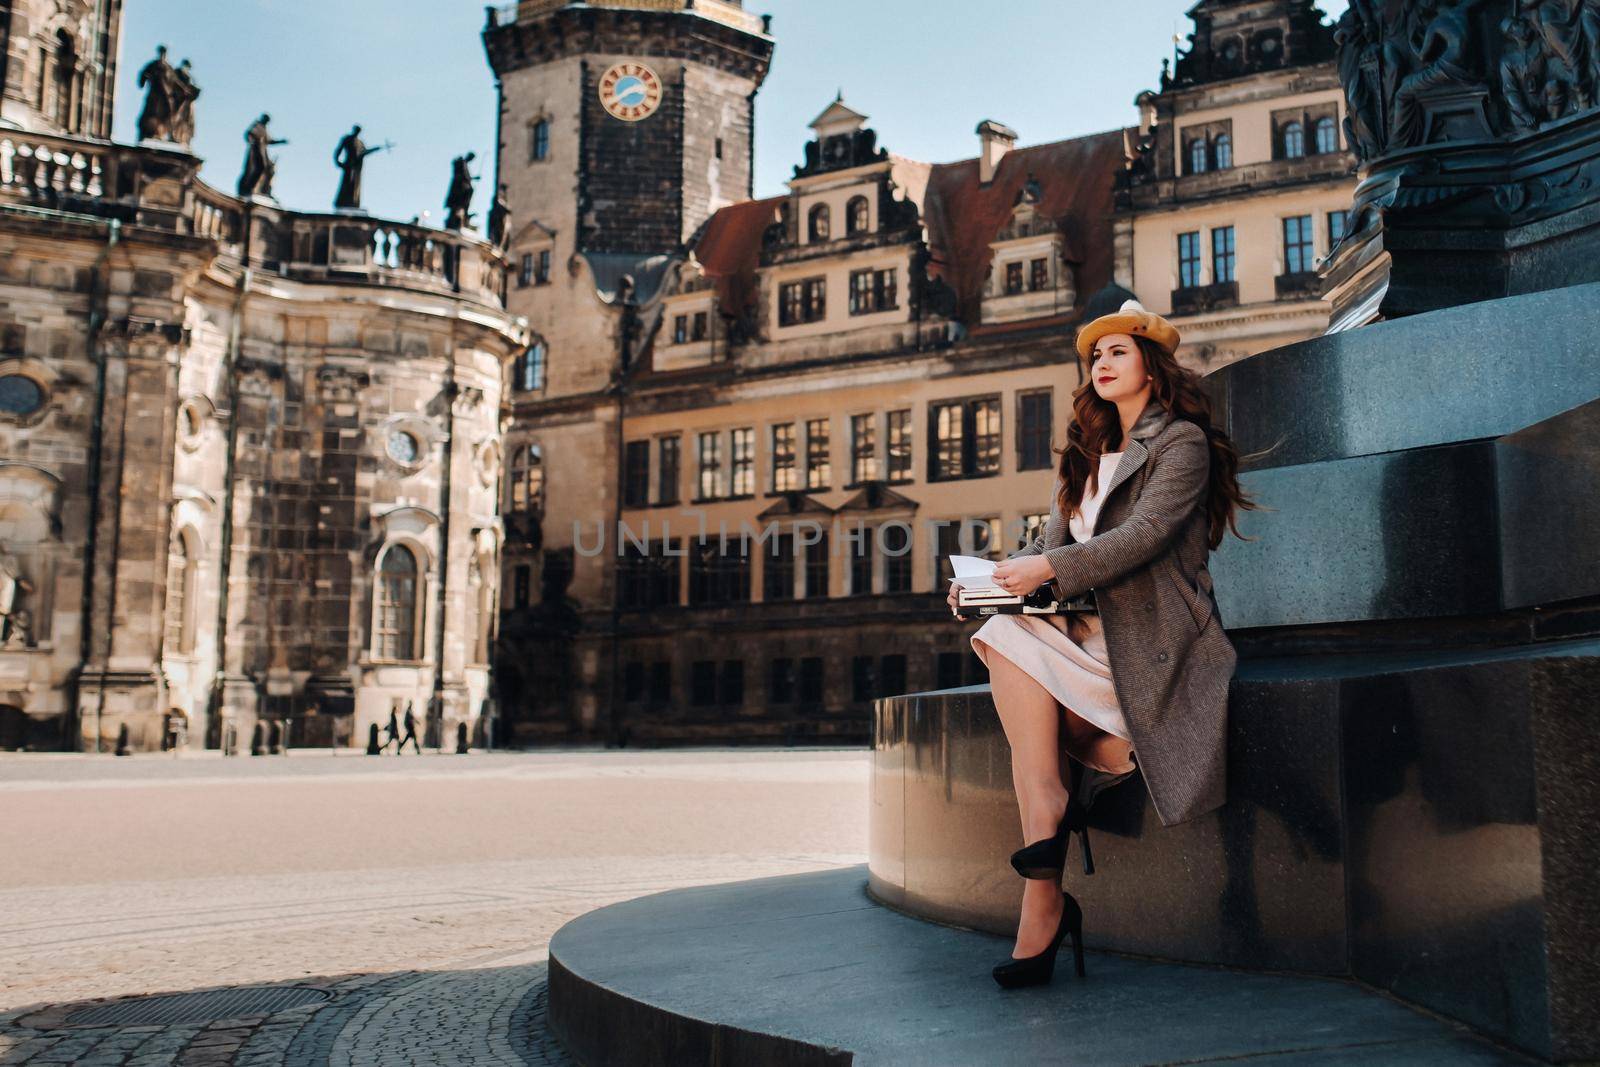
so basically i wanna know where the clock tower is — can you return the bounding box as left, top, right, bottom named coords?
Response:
left=483, top=1, right=774, bottom=259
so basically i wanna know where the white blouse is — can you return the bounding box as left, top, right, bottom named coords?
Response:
left=1067, top=451, right=1125, bottom=543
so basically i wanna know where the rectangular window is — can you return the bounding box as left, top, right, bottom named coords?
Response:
left=771, top=423, right=798, bottom=492
left=805, top=417, right=830, bottom=490
left=720, top=660, right=743, bottom=708
left=617, top=539, right=680, bottom=611
left=688, top=533, right=750, bottom=605
left=798, top=656, right=824, bottom=707
left=852, top=656, right=876, bottom=703
left=624, top=662, right=645, bottom=703
left=848, top=267, right=898, bottom=315
left=1029, top=258, right=1048, bottom=291
left=935, top=652, right=963, bottom=690
left=882, top=522, right=911, bottom=593
left=697, top=431, right=723, bottom=501
left=691, top=660, right=717, bottom=707
left=623, top=440, right=650, bottom=508
left=648, top=660, right=671, bottom=706
left=1177, top=231, right=1202, bottom=288
left=933, top=397, right=1001, bottom=480
left=513, top=564, right=531, bottom=608
left=515, top=343, right=545, bottom=392
left=850, top=413, right=878, bottom=484
left=1211, top=226, right=1236, bottom=284
left=1017, top=390, right=1052, bottom=471
left=886, top=409, right=912, bottom=482
left=730, top=427, right=754, bottom=497
left=764, top=531, right=795, bottom=601
left=1020, top=511, right=1049, bottom=550
left=535, top=249, right=551, bottom=284
left=1283, top=214, right=1315, bottom=274
left=518, top=253, right=533, bottom=288
left=657, top=435, right=680, bottom=505
left=530, top=118, right=550, bottom=162
left=673, top=314, right=688, bottom=344
left=804, top=530, right=829, bottom=598
left=779, top=276, right=826, bottom=325
left=768, top=658, right=795, bottom=705
left=1004, top=261, right=1024, bottom=295
left=850, top=528, right=872, bottom=596
left=692, top=310, right=708, bottom=340
left=879, top=654, right=906, bottom=697
left=1328, top=209, right=1349, bottom=245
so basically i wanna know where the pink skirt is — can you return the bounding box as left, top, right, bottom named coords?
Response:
left=970, top=611, right=1134, bottom=748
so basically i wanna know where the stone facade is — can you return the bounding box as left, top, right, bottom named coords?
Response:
left=0, top=120, right=525, bottom=751
left=481, top=0, right=1354, bottom=747
left=1116, top=0, right=1357, bottom=372
left=0, top=0, right=120, bottom=139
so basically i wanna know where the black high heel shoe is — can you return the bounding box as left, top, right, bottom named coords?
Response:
left=1008, top=759, right=1136, bottom=879
left=991, top=889, right=1086, bottom=988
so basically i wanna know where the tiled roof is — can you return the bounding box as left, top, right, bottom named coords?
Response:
left=690, top=194, right=783, bottom=313
left=687, top=127, right=1131, bottom=329
left=921, top=129, right=1131, bottom=325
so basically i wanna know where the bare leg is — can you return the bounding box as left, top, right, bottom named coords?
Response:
left=986, top=645, right=1069, bottom=957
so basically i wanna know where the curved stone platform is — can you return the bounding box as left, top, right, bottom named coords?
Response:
left=545, top=864, right=1528, bottom=1066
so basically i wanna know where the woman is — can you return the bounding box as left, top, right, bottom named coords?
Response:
left=949, top=298, right=1259, bottom=989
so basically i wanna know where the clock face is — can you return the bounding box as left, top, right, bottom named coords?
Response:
left=598, top=61, right=663, bottom=122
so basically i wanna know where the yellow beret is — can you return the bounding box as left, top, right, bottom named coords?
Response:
left=1076, top=298, right=1181, bottom=360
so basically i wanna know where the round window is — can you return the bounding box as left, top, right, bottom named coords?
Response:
left=0, top=374, right=44, bottom=417
left=386, top=430, right=420, bottom=465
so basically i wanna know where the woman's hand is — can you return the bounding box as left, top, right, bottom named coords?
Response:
left=990, top=555, right=1055, bottom=597
left=947, top=580, right=962, bottom=615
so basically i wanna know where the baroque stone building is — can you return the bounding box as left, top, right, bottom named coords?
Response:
left=482, top=0, right=1353, bottom=745
left=0, top=1, right=526, bottom=751
left=1116, top=0, right=1357, bottom=371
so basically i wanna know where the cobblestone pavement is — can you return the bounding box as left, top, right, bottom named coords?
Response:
left=0, top=748, right=869, bottom=1065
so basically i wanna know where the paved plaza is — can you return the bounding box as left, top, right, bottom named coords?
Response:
left=0, top=748, right=870, bottom=1065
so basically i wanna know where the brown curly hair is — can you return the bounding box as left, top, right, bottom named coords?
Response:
left=1055, top=334, right=1272, bottom=550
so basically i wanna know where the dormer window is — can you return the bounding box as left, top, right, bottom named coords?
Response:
left=1214, top=132, right=1232, bottom=168
left=808, top=203, right=830, bottom=242
left=846, top=196, right=869, bottom=235
left=1189, top=138, right=1208, bottom=174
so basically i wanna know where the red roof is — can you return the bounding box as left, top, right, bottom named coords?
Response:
left=687, top=128, right=1130, bottom=328
left=921, top=129, right=1130, bottom=324
left=692, top=194, right=783, bottom=314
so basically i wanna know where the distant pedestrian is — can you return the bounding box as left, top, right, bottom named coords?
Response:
left=397, top=701, right=421, bottom=754
left=380, top=708, right=401, bottom=753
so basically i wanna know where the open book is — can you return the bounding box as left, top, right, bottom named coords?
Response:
left=945, top=554, right=1020, bottom=604
left=945, top=554, right=1096, bottom=616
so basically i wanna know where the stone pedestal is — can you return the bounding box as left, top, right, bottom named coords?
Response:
left=871, top=282, right=1600, bottom=1063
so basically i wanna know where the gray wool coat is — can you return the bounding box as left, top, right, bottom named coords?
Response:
left=1005, top=398, right=1237, bottom=827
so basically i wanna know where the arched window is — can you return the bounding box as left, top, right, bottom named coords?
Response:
left=513, top=341, right=546, bottom=392
left=509, top=443, right=544, bottom=514
left=1188, top=138, right=1208, bottom=175
left=164, top=529, right=195, bottom=655
left=807, top=203, right=830, bottom=242
left=471, top=553, right=493, bottom=664
left=374, top=544, right=419, bottom=660
left=1314, top=116, right=1338, bottom=154
left=1283, top=120, right=1305, bottom=159
left=1213, top=132, right=1232, bottom=169
left=846, top=196, right=869, bottom=235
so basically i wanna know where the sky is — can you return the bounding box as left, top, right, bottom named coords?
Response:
left=114, top=0, right=1350, bottom=225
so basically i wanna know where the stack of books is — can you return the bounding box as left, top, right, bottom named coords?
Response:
left=946, top=554, right=1096, bottom=617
